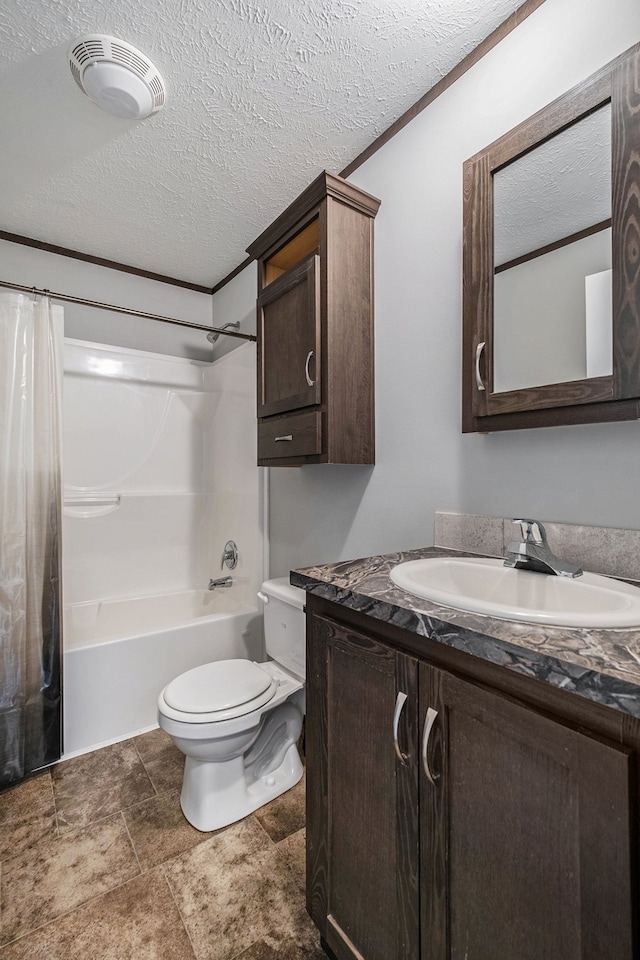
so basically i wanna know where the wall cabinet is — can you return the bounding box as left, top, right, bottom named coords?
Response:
left=462, top=42, right=640, bottom=432
left=247, top=172, right=380, bottom=466
left=306, top=595, right=636, bottom=960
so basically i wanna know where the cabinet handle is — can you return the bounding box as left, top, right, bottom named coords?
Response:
left=274, top=435, right=293, bottom=442
left=305, top=350, right=315, bottom=387
left=422, top=707, right=439, bottom=786
left=475, top=341, right=486, bottom=391
left=393, top=691, right=409, bottom=765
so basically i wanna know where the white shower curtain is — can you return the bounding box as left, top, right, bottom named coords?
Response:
left=0, top=292, right=64, bottom=786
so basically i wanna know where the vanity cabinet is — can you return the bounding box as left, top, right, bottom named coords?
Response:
left=306, top=612, right=420, bottom=960
left=247, top=172, right=380, bottom=466
left=420, top=664, right=633, bottom=960
left=305, top=595, right=636, bottom=960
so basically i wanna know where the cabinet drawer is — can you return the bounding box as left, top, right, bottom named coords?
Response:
left=258, top=410, right=322, bottom=461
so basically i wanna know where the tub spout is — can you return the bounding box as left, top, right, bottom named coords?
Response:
left=208, top=576, right=233, bottom=591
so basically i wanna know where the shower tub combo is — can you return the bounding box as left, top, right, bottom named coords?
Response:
left=61, top=338, right=263, bottom=758
left=63, top=585, right=263, bottom=757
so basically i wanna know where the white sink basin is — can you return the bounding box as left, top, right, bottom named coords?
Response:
left=389, top=557, right=640, bottom=628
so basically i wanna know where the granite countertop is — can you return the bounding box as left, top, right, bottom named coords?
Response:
left=291, top=546, right=640, bottom=718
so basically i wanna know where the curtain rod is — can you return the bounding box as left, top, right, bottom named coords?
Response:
left=0, top=279, right=257, bottom=342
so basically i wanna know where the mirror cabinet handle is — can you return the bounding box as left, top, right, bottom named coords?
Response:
left=422, top=707, right=440, bottom=786
left=305, top=350, right=315, bottom=387
left=475, top=341, right=486, bottom=391
left=393, top=691, right=409, bottom=766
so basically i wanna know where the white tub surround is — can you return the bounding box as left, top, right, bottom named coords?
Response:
left=62, top=338, right=262, bottom=756
left=63, top=340, right=213, bottom=604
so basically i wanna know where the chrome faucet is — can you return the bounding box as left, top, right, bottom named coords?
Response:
left=504, top=519, right=583, bottom=578
left=208, top=576, right=233, bottom=590
left=221, top=540, right=238, bottom=570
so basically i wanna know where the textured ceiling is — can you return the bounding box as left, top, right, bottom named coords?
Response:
left=0, top=0, right=527, bottom=286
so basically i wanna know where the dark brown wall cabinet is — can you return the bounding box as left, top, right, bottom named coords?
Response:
left=247, top=173, right=380, bottom=466
left=306, top=595, right=636, bottom=960
left=463, top=42, right=640, bottom=432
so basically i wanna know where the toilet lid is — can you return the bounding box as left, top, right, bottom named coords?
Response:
left=163, top=660, right=275, bottom=715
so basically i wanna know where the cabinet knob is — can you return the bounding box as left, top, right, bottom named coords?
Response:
left=422, top=707, right=440, bottom=786
left=274, top=435, right=293, bottom=442
left=393, top=691, right=409, bottom=765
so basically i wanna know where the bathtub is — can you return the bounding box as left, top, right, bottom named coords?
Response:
left=63, top=586, right=264, bottom=757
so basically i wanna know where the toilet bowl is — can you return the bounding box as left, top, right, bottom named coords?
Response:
left=158, top=578, right=305, bottom=832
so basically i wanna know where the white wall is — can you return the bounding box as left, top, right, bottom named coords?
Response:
left=0, top=239, right=213, bottom=359
left=227, top=0, right=640, bottom=577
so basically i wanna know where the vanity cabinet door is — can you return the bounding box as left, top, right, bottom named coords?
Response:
left=419, top=664, right=634, bottom=960
left=306, top=613, right=420, bottom=960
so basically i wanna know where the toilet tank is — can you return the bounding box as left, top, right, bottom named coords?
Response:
left=259, top=578, right=306, bottom=680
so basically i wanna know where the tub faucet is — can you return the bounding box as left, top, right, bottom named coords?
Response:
left=504, top=519, right=583, bottom=578
left=208, top=576, right=233, bottom=591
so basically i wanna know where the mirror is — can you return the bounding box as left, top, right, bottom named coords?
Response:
left=462, top=42, right=640, bottom=433
left=493, top=105, right=612, bottom=393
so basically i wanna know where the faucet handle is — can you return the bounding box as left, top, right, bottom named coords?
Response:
left=512, top=519, right=547, bottom=543
left=221, top=540, right=238, bottom=570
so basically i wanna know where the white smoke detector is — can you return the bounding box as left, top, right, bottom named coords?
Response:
left=68, top=35, right=166, bottom=119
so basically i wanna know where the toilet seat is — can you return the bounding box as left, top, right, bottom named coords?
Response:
left=161, top=660, right=277, bottom=723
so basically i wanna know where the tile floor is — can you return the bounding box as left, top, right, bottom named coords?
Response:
left=0, top=730, right=324, bottom=959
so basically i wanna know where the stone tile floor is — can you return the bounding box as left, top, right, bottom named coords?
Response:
left=0, top=729, right=324, bottom=959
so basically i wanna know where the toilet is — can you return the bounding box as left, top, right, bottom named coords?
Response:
left=157, top=578, right=305, bottom=832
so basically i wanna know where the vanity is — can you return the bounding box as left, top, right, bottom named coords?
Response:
left=292, top=546, right=640, bottom=960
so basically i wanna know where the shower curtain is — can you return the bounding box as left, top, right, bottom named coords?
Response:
left=0, top=292, right=64, bottom=787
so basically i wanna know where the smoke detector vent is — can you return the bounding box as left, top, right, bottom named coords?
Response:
left=69, top=35, right=166, bottom=119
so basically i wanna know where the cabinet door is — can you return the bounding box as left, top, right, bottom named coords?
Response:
left=420, top=665, right=634, bottom=960
left=306, top=614, right=420, bottom=960
left=462, top=44, right=640, bottom=433
left=257, top=253, right=321, bottom=418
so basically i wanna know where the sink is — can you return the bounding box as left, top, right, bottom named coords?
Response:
left=389, top=557, right=640, bottom=628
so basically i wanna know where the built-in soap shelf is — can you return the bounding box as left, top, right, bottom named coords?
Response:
left=63, top=490, right=208, bottom=518
left=115, top=491, right=209, bottom=496
left=64, top=494, right=121, bottom=508
left=64, top=492, right=122, bottom=518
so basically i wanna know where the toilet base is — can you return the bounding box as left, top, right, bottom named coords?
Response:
left=180, top=742, right=303, bottom=832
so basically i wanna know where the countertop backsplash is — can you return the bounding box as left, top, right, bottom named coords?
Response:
left=434, top=511, right=640, bottom=584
